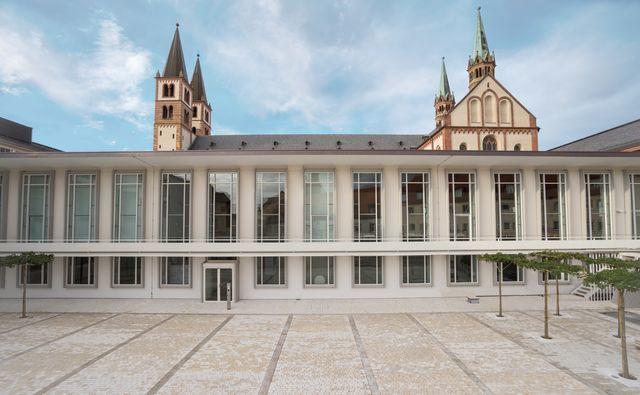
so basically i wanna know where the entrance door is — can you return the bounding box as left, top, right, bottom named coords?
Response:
left=203, top=263, right=235, bottom=302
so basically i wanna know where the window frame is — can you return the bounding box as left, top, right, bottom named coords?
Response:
left=493, top=262, right=525, bottom=285
left=583, top=171, right=613, bottom=240
left=255, top=256, right=287, bottom=288
left=64, top=257, right=97, bottom=288
left=159, top=170, right=192, bottom=242
left=207, top=171, right=239, bottom=242
left=448, top=171, right=477, bottom=241
left=16, top=262, right=52, bottom=288
left=628, top=172, right=640, bottom=239
left=113, top=170, right=145, bottom=242
left=65, top=171, right=98, bottom=242
left=19, top=171, right=54, bottom=243
left=447, top=255, right=479, bottom=286
left=304, top=170, right=335, bottom=242
left=352, top=256, right=384, bottom=287
left=111, top=257, right=144, bottom=288
left=304, top=256, right=335, bottom=288
left=352, top=170, right=383, bottom=242
left=400, top=256, right=432, bottom=287
left=0, top=171, right=7, bottom=241
left=492, top=171, right=523, bottom=241
left=401, top=171, right=430, bottom=242
left=255, top=170, right=287, bottom=242
left=538, top=171, right=568, bottom=240
left=160, top=256, right=192, bottom=287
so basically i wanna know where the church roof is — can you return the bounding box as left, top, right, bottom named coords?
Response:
left=471, top=7, right=491, bottom=62
left=163, top=24, right=188, bottom=81
left=191, top=55, right=207, bottom=102
left=551, top=118, right=640, bottom=152
left=436, top=57, right=453, bottom=101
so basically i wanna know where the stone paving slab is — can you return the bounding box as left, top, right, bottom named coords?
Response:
left=0, top=314, right=169, bottom=395
left=269, top=315, right=368, bottom=393
left=0, top=313, right=60, bottom=333
left=157, top=315, right=288, bottom=394
left=0, top=313, right=114, bottom=360
left=49, top=314, right=227, bottom=394
left=353, top=313, right=482, bottom=393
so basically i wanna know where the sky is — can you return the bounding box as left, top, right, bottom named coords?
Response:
left=0, top=0, right=639, bottom=151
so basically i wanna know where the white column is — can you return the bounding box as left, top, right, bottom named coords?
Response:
left=477, top=168, right=492, bottom=241
left=335, top=166, right=352, bottom=290
left=287, top=165, right=304, bottom=294
left=567, top=169, right=583, bottom=239
left=98, top=168, right=113, bottom=291
left=383, top=166, right=400, bottom=290
left=238, top=166, right=255, bottom=299
left=191, top=168, right=207, bottom=241
left=6, top=169, right=20, bottom=241
left=146, top=167, right=160, bottom=297
left=522, top=168, right=539, bottom=240
left=433, top=166, right=448, bottom=289
left=52, top=169, right=66, bottom=241
left=612, top=169, right=626, bottom=239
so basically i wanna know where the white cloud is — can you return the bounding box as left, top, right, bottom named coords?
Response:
left=0, top=11, right=152, bottom=129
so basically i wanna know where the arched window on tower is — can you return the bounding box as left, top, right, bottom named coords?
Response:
left=459, top=143, right=467, bottom=151
left=483, top=135, right=497, bottom=151
left=185, top=89, right=190, bottom=104
left=169, top=84, right=175, bottom=97
left=499, top=99, right=511, bottom=124
left=470, top=99, right=481, bottom=123
left=193, top=107, right=198, bottom=118
left=168, top=105, right=173, bottom=119
left=162, top=106, right=168, bottom=119
left=514, top=144, right=521, bottom=151
left=162, top=84, right=169, bottom=97
left=205, top=111, right=210, bottom=123
left=484, top=94, right=495, bottom=123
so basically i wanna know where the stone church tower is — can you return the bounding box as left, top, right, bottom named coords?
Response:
left=420, top=7, right=539, bottom=151
left=153, top=24, right=212, bottom=151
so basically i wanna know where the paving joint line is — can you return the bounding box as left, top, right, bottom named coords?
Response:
left=577, top=309, right=640, bottom=332
left=35, top=314, right=175, bottom=395
left=1, top=313, right=118, bottom=362
left=464, top=312, right=607, bottom=395
left=0, top=313, right=63, bottom=335
left=407, top=313, right=493, bottom=395
left=349, top=315, right=381, bottom=395
left=146, top=315, right=233, bottom=394
left=259, top=314, right=293, bottom=395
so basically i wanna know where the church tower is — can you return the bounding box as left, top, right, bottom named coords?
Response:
left=153, top=24, right=195, bottom=151
left=434, top=57, right=455, bottom=128
left=190, top=55, right=212, bottom=137
left=467, top=7, right=495, bottom=90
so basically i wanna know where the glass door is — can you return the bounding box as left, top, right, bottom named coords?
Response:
left=204, top=268, right=218, bottom=301
left=203, top=265, right=234, bottom=302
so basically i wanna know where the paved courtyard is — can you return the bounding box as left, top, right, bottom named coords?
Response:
left=1, top=305, right=640, bottom=394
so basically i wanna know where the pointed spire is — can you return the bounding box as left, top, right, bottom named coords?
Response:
left=190, top=54, right=207, bottom=102
left=437, top=57, right=453, bottom=100
left=163, top=23, right=189, bottom=81
left=472, top=7, right=490, bottom=61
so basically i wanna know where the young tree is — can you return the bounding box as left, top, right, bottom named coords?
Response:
left=583, top=256, right=640, bottom=380
left=518, top=250, right=584, bottom=339
left=0, top=252, right=54, bottom=318
left=481, top=252, right=525, bottom=317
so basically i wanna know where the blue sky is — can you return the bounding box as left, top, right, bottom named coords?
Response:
left=1, top=0, right=639, bottom=151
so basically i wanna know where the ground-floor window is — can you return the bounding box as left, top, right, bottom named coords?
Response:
left=256, top=257, right=286, bottom=286
left=353, top=256, right=383, bottom=286
left=496, top=262, right=525, bottom=284
left=65, top=257, right=96, bottom=287
left=112, top=257, right=143, bottom=286
left=305, top=257, right=334, bottom=286
left=18, top=263, right=49, bottom=286
left=541, top=271, right=569, bottom=283
left=161, top=257, right=191, bottom=286
left=449, top=255, right=478, bottom=284
left=402, top=256, right=431, bottom=285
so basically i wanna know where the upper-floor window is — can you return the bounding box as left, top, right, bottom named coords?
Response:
left=184, top=89, right=190, bottom=103
left=353, top=171, right=382, bottom=242
left=499, top=99, right=511, bottom=124
left=469, top=98, right=481, bottom=123
left=205, top=110, right=210, bottom=123
left=494, top=172, right=522, bottom=240
left=483, top=135, right=497, bottom=151
left=0, top=173, right=4, bottom=240
left=256, top=171, right=286, bottom=242
left=162, top=106, right=168, bottom=119
left=208, top=172, right=237, bottom=242
left=401, top=172, right=429, bottom=241
left=160, top=172, right=191, bottom=242
left=540, top=172, right=567, bottom=240
left=21, top=173, right=51, bottom=241
left=449, top=172, right=476, bottom=241
left=162, top=83, right=169, bottom=97
left=483, top=95, right=495, bottom=123
left=66, top=173, right=97, bottom=242
left=193, top=106, right=198, bottom=118
left=631, top=174, right=640, bottom=239
left=169, top=83, right=175, bottom=97
left=304, top=171, right=334, bottom=241
left=113, top=172, right=144, bottom=241
left=585, top=172, right=611, bottom=240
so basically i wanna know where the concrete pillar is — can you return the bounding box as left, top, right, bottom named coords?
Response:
left=383, top=166, right=400, bottom=289
left=335, top=166, right=353, bottom=290
left=191, top=168, right=207, bottom=241
left=567, top=169, right=583, bottom=239
left=6, top=169, right=20, bottom=241
left=287, top=165, right=304, bottom=294
left=522, top=168, right=539, bottom=240
left=238, top=166, right=255, bottom=299
left=477, top=168, right=492, bottom=241
left=612, top=169, right=626, bottom=239
left=98, top=168, right=114, bottom=291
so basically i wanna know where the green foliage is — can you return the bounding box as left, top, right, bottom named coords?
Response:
left=517, top=250, right=585, bottom=277
left=582, top=257, right=640, bottom=293
left=0, top=252, right=54, bottom=268
left=481, top=252, right=526, bottom=267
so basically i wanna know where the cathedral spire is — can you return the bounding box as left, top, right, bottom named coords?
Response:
left=472, top=7, right=490, bottom=62
left=434, top=57, right=455, bottom=128
left=437, top=57, right=453, bottom=101
left=163, top=23, right=189, bottom=81
left=191, top=54, right=207, bottom=102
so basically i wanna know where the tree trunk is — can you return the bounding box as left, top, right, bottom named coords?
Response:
left=543, top=273, right=550, bottom=339
left=21, top=263, right=27, bottom=319
left=497, top=263, right=504, bottom=317
left=554, top=277, right=561, bottom=316
left=619, top=290, right=632, bottom=379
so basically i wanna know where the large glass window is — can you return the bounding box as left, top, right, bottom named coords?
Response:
left=449, top=172, right=476, bottom=241
left=402, top=172, right=429, bottom=241
left=540, top=172, right=567, bottom=240
left=113, top=172, right=144, bottom=241
left=256, top=172, right=286, bottom=241
left=0, top=173, right=4, bottom=240
left=256, top=257, right=286, bottom=286
left=66, top=173, right=97, bottom=241
left=585, top=173, right=611, bottom=240
left=353, top=171, right=382, bottom=241
left=20, top=174, right=51, bottom=286
left=449, top=255, right=478, bottom=284
left=402, top=256, right=431, bottom=285
left=305, top=256, right=334, bottom=287
left=496, top=262, right=525, bottom=283
left=631, top=174, right=640, bottom=239
left=112, top=257, right=143, bottom=286
left=494, top=172, right=522, bottom=240
left=65, top=257, right=96, bottom=287
left=353, top=256, right=383, bottom=286
left=304, top=171, right=334, bottom=241
left=208, top=172, right=237, bottom=242
left=161, top=172, right=191, bottom=242
left=161, top=257, right=191, bottom=286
